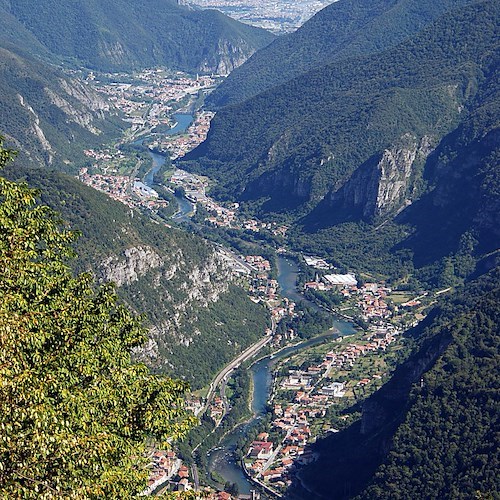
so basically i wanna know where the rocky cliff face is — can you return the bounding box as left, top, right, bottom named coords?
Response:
left=0, top=0, right=275, bottom=74
left=326, top=135, right=434, bottom=222
left=243, top=165, right=312, bottom=208
left=98, top=244, right=231, bottom=333
left=200, top=39, right=255, bottom=75
left=0, top=45, right=122, bottom=169
left=8, top=166, right=268, bottom=390
left=100, top=246, right=165, bottom=287
left=95, top=240, right=264, bottom=388
left=52, top=78, right=112, bottom=129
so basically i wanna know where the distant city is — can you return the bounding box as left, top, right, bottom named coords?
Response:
left=186, top=0, right=337, bottom=33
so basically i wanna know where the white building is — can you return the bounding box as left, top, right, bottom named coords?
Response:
left=323, top=273, right=357, bottom=287
left=303, top=255, right=332, bottom=269
left=320, top=382, right=345, bottom=397
left=133, top=181, right=158, bottom=199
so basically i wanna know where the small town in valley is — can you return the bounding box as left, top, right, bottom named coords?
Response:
left=73, top=68, right=437, bottom=498
left=238, top=266, right=436, bottom=495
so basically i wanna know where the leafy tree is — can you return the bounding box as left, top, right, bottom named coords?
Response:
left=0, top=144, right=195, bottom=498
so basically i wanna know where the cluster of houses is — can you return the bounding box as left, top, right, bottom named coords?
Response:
left=167, top=165, right=292, bottom=240
left=83, top=149, right=116, bottom=161
left=79, top=168, right=168, bottom=212
left=349, top=283, right=393, bottom=320
left=245, top=259, right=296, bottom=321
left=244, top=262, right=298, bottom=341
left=326, top=335, right=397, bottom=375
left=245, top=255, right=272, bottom=273
left=250, top=273, right=277, bottom=300
left=303, top=273, right=395, bottom=322
left=203, top=205, right=289, bottom=238
left=205, top=202, right=238, bottom=228
left=79, top=168, right=132, bottom=206
left=243, top=324, right=403, bottom=493
left=245, top=427, right=316, bottom=491
left=95, top=70, right=216, bottom=133
left=144, top=450, right=190, bottom=495
left=153, top=111, right=215, bottom=160
left=209, top=396, right=226, bottom=424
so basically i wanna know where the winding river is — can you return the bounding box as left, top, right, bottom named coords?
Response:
left=207, top=257, right=356, bottom=496
left=137, top=114, right=195, bottom=221
left=138, top=125, right=356, bottom=494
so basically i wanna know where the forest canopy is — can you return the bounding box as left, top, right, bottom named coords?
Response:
left=0, top=142, right=195, bottom=497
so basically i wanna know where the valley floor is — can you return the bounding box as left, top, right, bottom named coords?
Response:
left=73, top=68, right=449, bottom=497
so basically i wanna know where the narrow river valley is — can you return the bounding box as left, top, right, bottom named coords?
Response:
left=207, top=257, right=356, bottom=496
left=141, top=122, right=357, bottom=497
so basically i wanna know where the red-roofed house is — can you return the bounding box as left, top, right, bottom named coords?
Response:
left=248, top=441, right=274, bottom=459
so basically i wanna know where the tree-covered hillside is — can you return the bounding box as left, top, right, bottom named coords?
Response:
left=4, top=160, right=269, bottom=390
left=207, top=0, right=471, bottom=107
left=0, top=150, right=194, bottom=497
left=360, top=277, right=500, bottom=499
left=293, top=33, right=500, bottom=284
left=182, top=0, right=500, bottom=284
left=184, top=1, right=498, bottom=210
left=296, top=268, right=500, bottom=499
left=0, top=0, right=275, bottom=74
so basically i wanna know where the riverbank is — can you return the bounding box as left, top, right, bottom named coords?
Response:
left=206, top=319, right=355, bottom=495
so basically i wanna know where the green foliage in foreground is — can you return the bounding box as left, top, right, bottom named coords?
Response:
left=0, top=145, right=195, bottom=497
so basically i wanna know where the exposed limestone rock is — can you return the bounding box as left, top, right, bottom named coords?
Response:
left=43, top=78, right=113, bottom=135
left=100, top=244, right=231, bottom=350
left=99, top=246, right=164, bottom=286
left=97, top=40, right=127, bottom=66
left=327, top=134, right=435, bottom=221
left=18, top=94, right=54, bottom=163
left=200, top=39, right=253, bottom=75
left=94, top=233, right=263, bottom=388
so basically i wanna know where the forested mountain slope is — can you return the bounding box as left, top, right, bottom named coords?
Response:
left=0, top=44, right=124, bottom=171
left=3, top=163, right=268, bottom=389
left=207, top=0, right=471, bottom=107
left=295, top=56, right=500, bottom=284
left=183, top=0, right=500, bottom=283
left=184, top=1, right=498, bottom=212
left=0, top=0, right=274, bottom=390
left=0, top=0, right=275, bottom=74
left=296, top=268, right=500, bottom=499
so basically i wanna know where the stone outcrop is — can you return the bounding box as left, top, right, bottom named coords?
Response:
left=200, top=39, right=254, bottom=75
left=99, top=246, right=164, bottom=287
left=327, top=134, right=434, bottom=221
left=98, top=244, right=233, bottom=367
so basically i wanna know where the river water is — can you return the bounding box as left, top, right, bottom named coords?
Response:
left=167, top=113, right=194, bottom=135
left=137, top=115, right=195, bottom=221
left=207, top=256, right=356, bottom=495
left=139, top=124, right=356, bottom=493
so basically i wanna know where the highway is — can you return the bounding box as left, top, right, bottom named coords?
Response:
left=192, top=332, right=273, bottom=455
